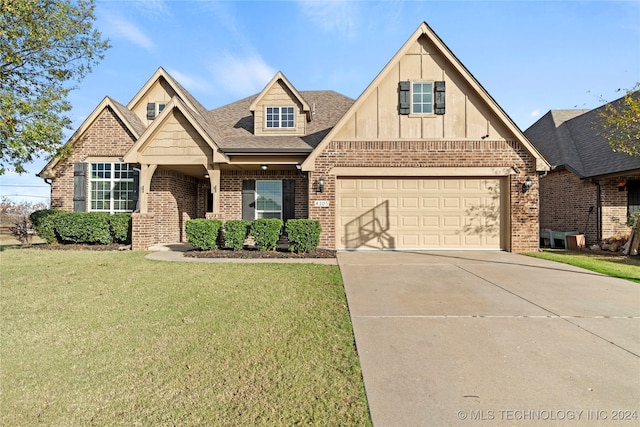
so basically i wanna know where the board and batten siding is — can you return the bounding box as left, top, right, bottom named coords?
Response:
left=333, top=34, right=514, bottom=142
left=253, top=80, right=306, bottom=136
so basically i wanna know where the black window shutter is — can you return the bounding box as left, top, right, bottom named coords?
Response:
left=242, top=180, right=256, bottom=220
left=399, top=81, right=410, bottom=115
left=132, top=168, right=140, bottom=212
left=434, top=81, right=446, bottom=115
left=146, top=102, right=155, bottom=120
left=282, top=179, right=295, bottom=222
left=73, top=162, right=87, bottom=212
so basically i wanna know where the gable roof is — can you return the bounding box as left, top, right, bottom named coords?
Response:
left=38, top=96, right=145, bottom=179
left=127, top=67, right=209, bottom=119
left=249, top=71, right=312, bottom=120
left=123, top=96, right=228, bottom=164
left=208, top=90, right=353, bottom=153
left=302, top=22, right=550, bottom=172
left=525, top=95, right=640, bottom=179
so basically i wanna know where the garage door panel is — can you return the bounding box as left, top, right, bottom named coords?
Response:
left=421, top=180, right=440, bottom=190
left=401, top=197, right=419, bottom=208
left=360, top=197, right=379, bottom=209
left=422, top=197, right=439, bottom=208
left=443, top=180, right=461, bottom=190
left=337, top=177, right=503, bottom=250
left=401, top=216, right=420, bottom=227
left=401, top=180, right=419, bottom=190
left=443, top=198, right=460, bottom=208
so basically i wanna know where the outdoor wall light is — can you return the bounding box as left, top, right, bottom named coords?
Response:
left=260, top=164, right=268, bottom=171
left=317, top=176, right=325, bottom=193
left=522, top=176, right=533, bottom=193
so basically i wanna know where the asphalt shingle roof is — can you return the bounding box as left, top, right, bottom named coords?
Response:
left=524, top=95, right=640, bottom=178
left=109, top=97, right=146, bottom=137
left=207, top=90, right=354, bottom=152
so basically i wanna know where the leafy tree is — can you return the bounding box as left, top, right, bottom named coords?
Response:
left=598, top=85, right=640, bottom=157
left=0, top=0, right=109, bottom=174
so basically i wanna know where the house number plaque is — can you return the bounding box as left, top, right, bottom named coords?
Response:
left=314, top=200, right=330, bottom=207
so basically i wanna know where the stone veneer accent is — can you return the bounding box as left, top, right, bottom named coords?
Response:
left=309, top=140, right=540, bottom=253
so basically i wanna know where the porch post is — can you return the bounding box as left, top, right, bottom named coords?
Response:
left=139, top=164, right=157, bottom=213
left=206, top=163, right=221, bottom=214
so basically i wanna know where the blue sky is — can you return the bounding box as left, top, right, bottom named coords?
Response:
left=2, top=0, right=639, bottom=204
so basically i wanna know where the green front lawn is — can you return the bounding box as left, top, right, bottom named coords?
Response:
left=527, top=249, right=640, bottom=284
left=1, top=249, right=371, bottom=426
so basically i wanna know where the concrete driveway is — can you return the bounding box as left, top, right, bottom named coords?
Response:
left=337, top=251, right=640, bottom=426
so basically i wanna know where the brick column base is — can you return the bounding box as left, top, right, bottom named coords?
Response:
left=132, top=213, right=157, bottom=250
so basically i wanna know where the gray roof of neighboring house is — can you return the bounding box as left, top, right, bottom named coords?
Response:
left=524, top=95, right=640, bottom=178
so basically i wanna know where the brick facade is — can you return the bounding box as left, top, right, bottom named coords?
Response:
left=215, top=169, right=309, bottom=222
left=539, top=169, right=635, bottom=245
left=50, top=108, right=137, bottom=211
left=48, top=110, right=543, bottom=252
left=600, top=177, right=635, bottom=239
left=131, top=213, right=156, bottom=250
left=309, top=140, right=540, bottom=252
left=147, top=169, right=199, bottom=243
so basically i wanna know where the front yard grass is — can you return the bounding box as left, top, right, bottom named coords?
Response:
left=528, top=249, right=640, bottom=284
left=1, top=249, right=371, bottom=426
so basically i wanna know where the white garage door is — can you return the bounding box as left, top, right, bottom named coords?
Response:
left=337, top=178, right=504, bottom=250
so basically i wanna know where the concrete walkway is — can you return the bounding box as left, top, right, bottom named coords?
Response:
left=337, top=251, right=640, bottom=426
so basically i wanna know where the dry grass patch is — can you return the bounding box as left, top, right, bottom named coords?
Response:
left=1, top=249, right=370, bottom=426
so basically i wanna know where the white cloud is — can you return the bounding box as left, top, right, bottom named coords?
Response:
left=297, top=0, right=359, bottom=40
left=166, top=69, right=215, bottom=95
left=101, top=12, right=154, bottom=51
left=530, top=109, right=540, bottom=118
left=133, top=0, right=171, bottom=17
left=209, top=53, right=276, bottom=97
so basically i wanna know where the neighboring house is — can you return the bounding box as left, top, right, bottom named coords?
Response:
left=38, top=22, right=549, bottom=252
left=525, top=95, right=640, bottom=246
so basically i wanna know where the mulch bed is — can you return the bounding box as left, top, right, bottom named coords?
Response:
left=29, top=243, right=337, bottom=258
left=31, top=243, right=128, bottom=251
left=185, top=247, right=337, bottom=259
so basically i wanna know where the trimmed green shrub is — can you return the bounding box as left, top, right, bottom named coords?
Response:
left=110, top=213, right=132, bottom=244
left=55, top=212, right=112, bottom=244
left=251, top=218, right=283, bottom=251
left=29, top=209, right=64, bottom=243
left=223, top=220, right=251, bottom=251
left=286, top=219, right=322, bottom=253
left=186, top=219, right=222, bottom=250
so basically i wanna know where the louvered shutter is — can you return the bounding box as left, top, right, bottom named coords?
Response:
left=399, top=81, right=410, bottom=115
left=73, top=163, right=87, bottom=212
left=242, top=180, right=256, bottom=220
left=146, top=103, right=155, bottom=120
left=282, top=179, right=295, bottom=222
left=434, top=81, right=446, bottom=115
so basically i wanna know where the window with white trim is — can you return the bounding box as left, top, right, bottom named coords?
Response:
left=412, top=82, right=433, bottom=114
left=256, top=180, right=282, bottom=219
left=89, top=163, right=135, bottom=213
left=266, top=106, right=294, bottom=128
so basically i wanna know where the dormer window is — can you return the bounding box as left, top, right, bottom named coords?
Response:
left=146, top=102, right=167, bottom=120
left=266, top=106, right=294, bottom=128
